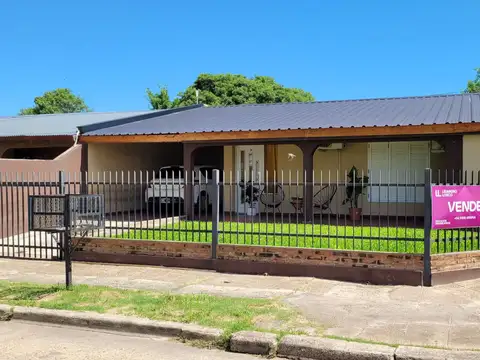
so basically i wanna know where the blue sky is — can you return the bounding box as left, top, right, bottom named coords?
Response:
left=1, top=0, right=478, bottom=115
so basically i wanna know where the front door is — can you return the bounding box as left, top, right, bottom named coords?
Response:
left=235, top=145, right=264, bottom=214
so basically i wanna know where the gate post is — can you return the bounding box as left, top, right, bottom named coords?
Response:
left=423, top=168, right=432, bottom=287
left=211, top=169, right=220, bottom=259
left=58, top=171, right=65, bottom=261
left=58, top=170, right=72, bottom=288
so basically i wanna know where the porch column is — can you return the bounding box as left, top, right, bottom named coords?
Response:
left=80, top=144, right=88, bottom=194
left=297, top=142, right=318, bottom=222
left=445, top=136, right=463, bottom=184
left=183, top=143, right=197, bottom=220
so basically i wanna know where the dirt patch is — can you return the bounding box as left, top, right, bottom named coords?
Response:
left=105, top=306, right=133, bottom=315
left=253, top=314, right=320, bottom=336
left=37, top=293, right=59, bottom=302
left=99, top=290, right=123, bottom=299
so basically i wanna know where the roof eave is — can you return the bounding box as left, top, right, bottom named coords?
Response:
left=79, top=122, right=480, bottom=144
left=78, top=104, right=204, bottom=134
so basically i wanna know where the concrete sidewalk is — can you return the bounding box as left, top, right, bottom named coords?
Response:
left=1, top=258, right=479, bottom=350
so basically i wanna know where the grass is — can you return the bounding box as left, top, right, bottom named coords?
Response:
left=0, top=281, right=318, bottom=339
left=117, top=220, right=480, bottom=254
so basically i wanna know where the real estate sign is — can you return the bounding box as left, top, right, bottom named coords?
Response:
left=431, top=185, right=480, bottom=229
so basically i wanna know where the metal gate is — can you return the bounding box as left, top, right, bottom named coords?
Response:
left=0, top=172, right=63, bottom=260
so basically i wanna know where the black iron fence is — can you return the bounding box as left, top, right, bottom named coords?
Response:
left=1, top=169, right=480, bottom=260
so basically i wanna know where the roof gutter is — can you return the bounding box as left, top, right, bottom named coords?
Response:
left=77, top=104, right=204, bottom=135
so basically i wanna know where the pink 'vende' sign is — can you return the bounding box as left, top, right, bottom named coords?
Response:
left=431, top=185, right=480, bottom=229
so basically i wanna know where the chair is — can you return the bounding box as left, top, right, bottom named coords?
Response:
left=260, top=184, right=285, bottom=214
left=313, top=184, right=337, bottom=213
left=290, top=184, right=337, bottom=214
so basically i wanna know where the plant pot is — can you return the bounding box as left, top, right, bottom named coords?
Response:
left=349, top=207, right=362, bottom=221
left=246, top=207, right=257, bottom=216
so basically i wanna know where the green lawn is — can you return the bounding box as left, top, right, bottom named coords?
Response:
left=116, top=221, right=480, bottom=254
left=0, top=281, right=317, bottom=340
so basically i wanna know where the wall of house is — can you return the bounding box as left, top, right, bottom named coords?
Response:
left=223, top=142, right=450, bottom=217
left=0, top=145, right=83, bottom=238
left=87, top=143, right=184, bottom=214
left=88, top=143, right=183, bottom=172
left=463, top=135, right=480, bottom=182
left=0, top=136, right=74, bottom=158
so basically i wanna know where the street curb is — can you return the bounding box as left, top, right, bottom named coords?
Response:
left=0, top=304, right=13, bottom=321
left=230, top=331, right=277, bottom=356
left=10, top=306, right=223, bottom=343
left=395, top=346, right=479, bottom=360
left=278, top=335, right=395, bottom=360
left=2, top=305, right=480, bottom=359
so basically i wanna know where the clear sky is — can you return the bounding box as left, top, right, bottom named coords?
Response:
left=1, top=0, right=478, bottom=116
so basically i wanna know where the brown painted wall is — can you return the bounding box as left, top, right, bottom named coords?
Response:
left=0, top=145, right=83, bottom=238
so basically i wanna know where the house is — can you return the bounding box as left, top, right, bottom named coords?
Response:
left=75, top=93, right=480, bottom=221
left=0, top=110, right=163, bottom=236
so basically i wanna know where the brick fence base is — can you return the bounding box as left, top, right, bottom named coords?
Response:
left=72, top=238, right=425, bottom=286
left=431, top=251, right=480, bottom=285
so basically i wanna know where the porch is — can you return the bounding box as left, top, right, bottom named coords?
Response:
left=183, top=136, right=462, bottom=221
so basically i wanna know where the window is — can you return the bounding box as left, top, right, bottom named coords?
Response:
left=368, top=142, right=430, bottom=203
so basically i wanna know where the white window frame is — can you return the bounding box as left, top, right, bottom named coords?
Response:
left=367, top=141, right=430, bottom=203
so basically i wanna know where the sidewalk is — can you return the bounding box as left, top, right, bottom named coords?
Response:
left=1, top=258, right=479, bottom=350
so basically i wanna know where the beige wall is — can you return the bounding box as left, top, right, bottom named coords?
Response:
left=463, top=135, right=480, bottom=181
left=88, top=143, right=183, bottom=213
left=88, top=143, right=183, bottom=173
left=224, top=142, right=449, bottom=217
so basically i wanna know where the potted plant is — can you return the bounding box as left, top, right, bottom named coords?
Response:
left=241, top=181, right=260, bottom=216
left=343, top=166, right=369, bottom=221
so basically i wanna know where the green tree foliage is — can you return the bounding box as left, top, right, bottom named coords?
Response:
left=146, top=86, right=172, bottom=109
left=19, top=88, right=90, bottom=115
left=147, top=74, right=315, bottom=109
left=465, top=68, right=480, bottom=94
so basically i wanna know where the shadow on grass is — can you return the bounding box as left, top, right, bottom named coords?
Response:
left=0, top=281, right=62, bottom=305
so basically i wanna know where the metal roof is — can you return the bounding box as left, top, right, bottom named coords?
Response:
left=81, top=93, right=480, bottom=136
left=0, top=111, right=157, bottom=137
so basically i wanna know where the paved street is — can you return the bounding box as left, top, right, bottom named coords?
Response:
left=1, top=259, right=480, bottom=350
left=0, top=321, right=261, bottom=360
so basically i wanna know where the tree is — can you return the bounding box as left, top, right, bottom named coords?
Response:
left=465, top=68, right=480, bottom=94
left=146, top=74, right=314, bottom=109
left=19, top=88, right=90, bottom=115
left=146, top=86, right=171, bottom=109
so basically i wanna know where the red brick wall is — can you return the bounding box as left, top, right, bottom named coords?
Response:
left=217, top=245, right=424, bottom=271
left=74, top=238, right=212, bottom=259
left=73, top=238, right=423, bottom=271
left=432, top=252, right=480, bottom=273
